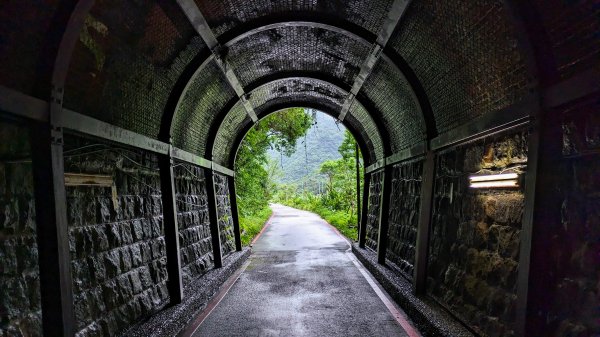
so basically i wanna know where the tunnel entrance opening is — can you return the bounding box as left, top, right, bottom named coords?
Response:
left=232, top=107, right=365, bottom=246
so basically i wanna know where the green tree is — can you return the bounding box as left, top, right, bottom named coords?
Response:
left=234, top=108, right=313, bottom=244
left=274, top=129, right=364, bottom=240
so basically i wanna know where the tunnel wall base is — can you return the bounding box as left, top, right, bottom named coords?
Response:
left=352, top=243, right=474, bottom=337
left=124, top=247, right=250, bottom=337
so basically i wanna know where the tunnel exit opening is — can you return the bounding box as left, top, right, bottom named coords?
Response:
left=231, top=107, right=367, bottom=246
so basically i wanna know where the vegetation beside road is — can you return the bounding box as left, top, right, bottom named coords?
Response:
left=235, top=109, right=363, bottom=244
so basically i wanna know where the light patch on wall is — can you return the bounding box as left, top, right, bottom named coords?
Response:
left=469, top=173, right=519, bottom=189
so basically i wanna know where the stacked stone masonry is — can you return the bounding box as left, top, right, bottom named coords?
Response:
left=214, top=174, right=236, bottom=258
left=173, top=163, right=214, bottom=288
left=386, top=159, right=423, bottom=279
left=365, top=170, right=383, bottom=252
left=427, top=130, right=528, bottom=337
left=64, top=136, right=169, bottom=337
left=0, top=123, right=42, bottom=337
left=534, top=96, right=600, bottom=337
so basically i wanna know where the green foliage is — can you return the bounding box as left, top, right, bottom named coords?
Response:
left=273, top=130, right=363, bottom=240
left=235, top=108, right=313, bottom=244
left=239, top=207, right=272, bottom=246
left=268, top=113, right=346, bottom=184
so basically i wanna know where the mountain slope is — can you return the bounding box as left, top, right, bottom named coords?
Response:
left=268, top=111, right=346, bottom=183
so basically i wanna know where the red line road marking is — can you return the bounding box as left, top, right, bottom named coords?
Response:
left=320, top=215, right=422, bottom=337
left=179, top=259, right=251, bottom=337
left=250, top=209, right=276, bottom=246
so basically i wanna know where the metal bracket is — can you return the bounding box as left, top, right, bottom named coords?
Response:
left=338, top=0, right=412, bottom=121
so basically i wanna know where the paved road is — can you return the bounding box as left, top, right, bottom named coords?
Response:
left=192, top=204, right=418, bottom=337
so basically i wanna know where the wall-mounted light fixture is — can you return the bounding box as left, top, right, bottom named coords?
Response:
left=469, top=173, right=519, bottom=189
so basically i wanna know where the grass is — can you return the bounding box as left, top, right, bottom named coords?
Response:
left=239, top=207, right=273, bottom=246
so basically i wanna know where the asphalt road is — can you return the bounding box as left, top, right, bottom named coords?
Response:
left=192, top=204, right=419, bottom=337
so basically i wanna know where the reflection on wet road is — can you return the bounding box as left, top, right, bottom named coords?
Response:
left=193, top=204, right=418, bottom=337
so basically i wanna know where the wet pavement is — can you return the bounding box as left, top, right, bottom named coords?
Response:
left=192, top=204, right=418, bottom=337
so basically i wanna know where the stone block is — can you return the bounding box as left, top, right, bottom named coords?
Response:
left=138, top=266, right=153, bottom=289
left=93, top=226, right=109, bottom=252
left=106, top=223, right=122, bottom=248
left=120, top=222, right=133, bottom=245
left=104, top=250, right=121, bottom=278
left=129, top=270, right=143, bottom=295
left=102, top=279, right=119, bottom=310
left=99, top=313, right=118, bottom=337
left=88, top=255, right=107, bottom=284
left=96, top=198, right=111, bottom=224
left=74, top=292, right=92, bottom=329
left=72, top=259, right=91, bottom=293
left=0, top=239, right=17, bottom=275
left=151, top=218, right=162, bottom=238
left=89, top=286, right=106, bottom=316
left=120, top=247, right=132, bottom=272
left=116, top=274, right=133, bottom=300
left=140, top=242, right=152, bottom=263
left=131, top=219, right=144, bottom=241
left=130, top=243, right=142, bottom=268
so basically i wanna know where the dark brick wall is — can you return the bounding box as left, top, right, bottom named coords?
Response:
left=427, top=130, right=528, bottom=337
left=365, top=170, right=383, bottom=252
left=0, top=122, right=42, bottom=337
left=214, top=174, right=235, bottom=257
left=532, top=0, right=599, bottom=80
left=390, top=0, right=532, bottom=134
left=174, top=164, right=214, bottom=287
left=64, top=136, right=169, bottom=337
left=386, top=159, right=423, bottom=279
left=63, top=0, right=203, bottom=138
left=528, top=95, right=600, bottom=337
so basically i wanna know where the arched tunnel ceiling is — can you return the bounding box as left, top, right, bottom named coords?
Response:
left=209, top=77, right=386, bottom=166
left=39, top=0, right=536, bottom=168
left=224, top=26, right=371, bottom=88
left=195, top=0, right=396, bottom=38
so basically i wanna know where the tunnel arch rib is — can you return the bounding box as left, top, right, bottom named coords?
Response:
left=161, top=17, right=434, bottom=160
left=204, top=75, right=390, bottom=166
left=225, top=102, right=377, bottom=169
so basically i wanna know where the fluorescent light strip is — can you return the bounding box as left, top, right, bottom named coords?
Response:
left=469, top=173, right=519, bottom=182
left=470, top=180, right=518, bottom=189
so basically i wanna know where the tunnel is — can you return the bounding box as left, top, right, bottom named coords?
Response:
left=0, top=0, right=599, bottom=336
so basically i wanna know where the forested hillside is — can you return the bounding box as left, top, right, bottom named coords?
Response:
left=268, top=111, right=346, bottom=184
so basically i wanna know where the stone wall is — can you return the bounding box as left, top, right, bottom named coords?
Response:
left=427, top=130, right=528, bottom=337
left=214, top=174, right=235, bottom=257
left=64, top=136, right=169, bottom=337
left=528, top=95, right=600, bottom=337
left=365, top=170, right=383, bottom=252
left=173, top=163, right=214, bottom=287
left=386, top=159, right=423, bottom=279
left=0, top=122, right=42, bottom=337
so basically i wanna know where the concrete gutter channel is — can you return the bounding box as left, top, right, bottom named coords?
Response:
left=352, top=243, right=474, bottom=337
left=123, top=248, right=251, bottom=337
left=123, top=241, right=473, bottom=337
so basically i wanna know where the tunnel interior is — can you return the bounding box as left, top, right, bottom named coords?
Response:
left=0, top=0, right=599, bottom=336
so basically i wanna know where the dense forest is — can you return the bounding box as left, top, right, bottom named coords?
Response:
left=235, top=108, right=363, bottom=244
left=267, top=112, right=346, bottom=184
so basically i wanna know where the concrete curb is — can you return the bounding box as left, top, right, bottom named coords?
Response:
left=123, top=248, right=252, bottom=337
left=352, top=244, right=475, bottom=337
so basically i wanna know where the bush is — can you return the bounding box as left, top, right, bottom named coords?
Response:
left=239, top=207, right=273, bottom=246
left=279, top=194, right=358, bottom=240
